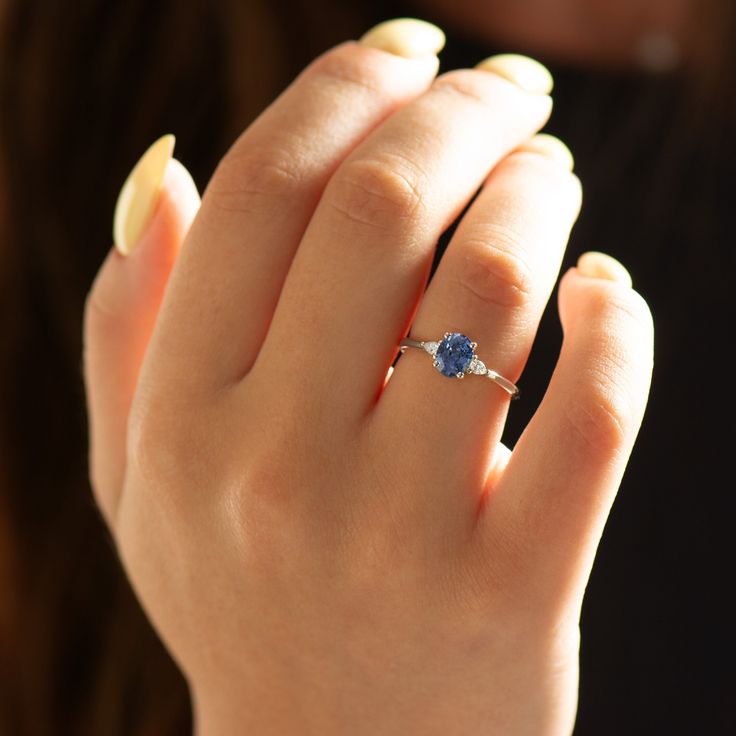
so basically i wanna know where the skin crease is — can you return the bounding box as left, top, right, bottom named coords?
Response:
left=416, top=0, right=692, bottom=66
left=81, top=7, right=657, bottom=736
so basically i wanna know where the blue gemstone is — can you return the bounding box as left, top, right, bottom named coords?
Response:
left=435, top=333, right=474, bottom=377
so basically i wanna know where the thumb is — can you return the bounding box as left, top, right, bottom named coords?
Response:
left=83, top=135, right=200, bottom=527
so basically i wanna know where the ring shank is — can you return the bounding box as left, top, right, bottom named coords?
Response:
left=399, top=338, right=425, bottom=351
left=485, top=370, right=520, bottom=398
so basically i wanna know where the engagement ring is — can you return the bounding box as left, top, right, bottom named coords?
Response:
left=399, top=332, right=520, bottom=398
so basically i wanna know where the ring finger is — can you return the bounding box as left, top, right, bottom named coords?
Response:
left=378, top=135, right=582, bottom=504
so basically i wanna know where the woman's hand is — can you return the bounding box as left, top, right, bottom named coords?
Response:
left=83, top=19, right=653, bottom=735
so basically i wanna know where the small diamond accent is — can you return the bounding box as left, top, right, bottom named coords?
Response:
left=423, top=341, right=439, bottom=356
left=468, top=356, right=486, bottom=374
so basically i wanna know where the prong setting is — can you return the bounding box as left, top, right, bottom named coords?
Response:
left=398, top=332, right=519, bottom=397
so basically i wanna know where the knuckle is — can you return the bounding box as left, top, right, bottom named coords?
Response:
left=455, top=226, right=535, bottom=309
left=588, top=285, right=651, bottom=331
left=208, top=147, right=304, bottom=216
left=126, top=404, right=174, bottom=486
left=507, top=152, right=583, bottom=213
left=587, top=289, right=655, bottom=373
left=432, top=69, right=502, bottom=107
left=563, top=287, right=654, bottom=455
left=564, top=372, right=634, bottom=454
left=329, top=154, right=426, bottom=231
left=304, top=42, right=386, bottom=95
left=125, top=393, right=204, bottom=502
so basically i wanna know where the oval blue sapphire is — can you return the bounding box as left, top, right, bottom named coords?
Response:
left=435, top=333, right=474, bottom=377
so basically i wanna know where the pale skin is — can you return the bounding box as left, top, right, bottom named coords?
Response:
left=83, top=13, right=654, bottom=736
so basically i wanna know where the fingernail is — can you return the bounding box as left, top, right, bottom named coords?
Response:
left=517, top=134, right=574, bottom=170
left=113, top=134, right=175, bottom=256
left=475, top=53, right=554, bottom=94
left=577, top=251, right=633, bottom=287
left=360, top=18, right=445, bottom=59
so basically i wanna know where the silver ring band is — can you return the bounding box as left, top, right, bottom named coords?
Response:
left=399, top=332, right=520, bottom=399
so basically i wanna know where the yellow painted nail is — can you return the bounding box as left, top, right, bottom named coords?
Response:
left=517, top=134, right=574, bottom=170
left=360, top=18, right=445, bottom=59
left=475, top=53, right=553, bottom=95
left=577, top=251, right=633, bottom=287
left=113, top=134, right=175, bottom=255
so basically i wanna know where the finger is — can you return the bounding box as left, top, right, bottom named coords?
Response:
left=251, top=55, right=554, bottom=427
left=143, top=20, right=444, bottom=396
left=475, top=258, right=654, bottom=614
left=380, top=135, right=581, bottom=500
left=84, top=137, right=200, bottom=525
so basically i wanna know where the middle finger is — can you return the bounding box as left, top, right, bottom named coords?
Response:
left=247, top=57, right=553, bottom=424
